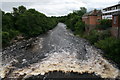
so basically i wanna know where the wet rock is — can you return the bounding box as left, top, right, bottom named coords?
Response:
left=1, top=23, right=119, bottom=79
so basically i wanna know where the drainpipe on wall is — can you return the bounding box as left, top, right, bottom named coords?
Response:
left=118, top=15, right=120, bottom=38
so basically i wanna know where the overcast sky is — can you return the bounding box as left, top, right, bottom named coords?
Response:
left=1, top=0, right=120, bottom=16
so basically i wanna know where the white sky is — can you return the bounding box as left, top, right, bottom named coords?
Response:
left=1, top=0, right=120, bottom=16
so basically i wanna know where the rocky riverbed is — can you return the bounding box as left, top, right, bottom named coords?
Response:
left=1, top=23, right=120, bottom=80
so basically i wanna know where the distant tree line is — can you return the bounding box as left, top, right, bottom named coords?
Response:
left=58, top=7, right=86, bottom=36
left=2, top=6, right=58, bottom=47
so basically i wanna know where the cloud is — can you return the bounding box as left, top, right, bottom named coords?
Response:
left=81, top=0, right=119, bottom=10
left=27, top=0, right=86, bottom=16
left=1, top=0, right=120, bottom=16
left=1, top=2, right=33, bottom=12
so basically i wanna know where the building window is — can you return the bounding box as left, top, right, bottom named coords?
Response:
left=117, top=5, right=120, bottom=9
left=97, top=19, right=100, bottom=22
left=114, top=16, right=117, bottom=24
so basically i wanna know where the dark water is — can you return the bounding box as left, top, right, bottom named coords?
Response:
left=1, top=23, right=119, bottom=79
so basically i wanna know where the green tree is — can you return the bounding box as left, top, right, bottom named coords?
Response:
left=18, top=5, right=26, bottom=14
left=2, top=5, right=58, bottom=47
left=74, top=20, right=85, bottom=35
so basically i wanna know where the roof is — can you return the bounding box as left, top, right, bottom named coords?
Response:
left=82, top=12, right=91, bottom=17
left=83, top=10, right=102, bottom=17
left=103, top=3, right=120, bottom=10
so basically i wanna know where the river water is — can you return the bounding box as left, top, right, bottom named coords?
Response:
left=0, top=23, right=120, bottom=79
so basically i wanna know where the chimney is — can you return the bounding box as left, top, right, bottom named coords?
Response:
left=93, top=9, right=97, bottom=15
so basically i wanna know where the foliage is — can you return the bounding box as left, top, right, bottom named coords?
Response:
left=2, top=6, right=58, bottom=47
left=2, top=5, right=120, bottom=67
left=95, top=37, right=120, bottom=65
left=59, top=7, right=86, bottom=36
left=83, top=30, right=111, bottom=44
left=83, top=30, right=120, bottom=66
left=96, top=19, right=112, bottom=30
left=58, top=7, right=120, bottom=67
left=74, top=20, right=85, bottom=35
left=83, top=30, right=99, bottom=44
left=15, top=9, right=46, bottom=36
left=2, top=32, right=10, bottom=45
left=73, top=7, right=87, bottom=16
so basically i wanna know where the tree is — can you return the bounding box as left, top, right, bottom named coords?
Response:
left=75, top=20, right=85, bottom=34
left=60, top=7, right=87, bottom=34
left=18, top=5, right=26, bottom=14
left=12, top=7, right=19, bottom=17
left=2, top=13, right=14, bottom=31
left=2, top=5, right=58, bottom=47
left=80, top=7, right=87, bottom=14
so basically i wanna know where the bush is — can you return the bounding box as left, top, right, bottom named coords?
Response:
left=9, top=29, right=20, bottom=39
left=83, top=30, right=99, bottom=44
left=95, top=37, right=120, bottom=64
left=83, top=30, right=111, bottom=44
left=96, top=19, right=112, bottom=30
left=61, top=7, right=87, bottom=33
left=74, top=20, right=85, bottom=35
left=2, top=32, right=10, bottom=46
left=97, top=30, right=111, bottom=40
left=2, top=30, right=20, bottom=46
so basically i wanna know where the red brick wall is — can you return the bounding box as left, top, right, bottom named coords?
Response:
left=82, top=17, right=89, bottom=25
left=96, top=16, right=102, bottom=24
left=82, top=15, right=102, bottom=32
left=89, top=16, right=97, bottom=25
left=89, top=16, right=102, bottom=25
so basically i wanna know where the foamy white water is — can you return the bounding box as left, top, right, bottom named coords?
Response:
left=5, top=45, right=119, bottom=79
left=1, top=23, right=120, bottom=79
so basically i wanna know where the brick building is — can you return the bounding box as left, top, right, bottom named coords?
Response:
left=102, top=2, right=120, bottom=19
left=82, top=9, right=102, bottom=32
left=102, top=2, right=120, bottom=38
left=82, top=2, right=120, bottom=38
left=111, top=12, right=120, bottom=38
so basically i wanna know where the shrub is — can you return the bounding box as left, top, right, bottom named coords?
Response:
left=97, top=30, right=111, bottom=40
left=96, top=19, right=112, bottom=30
left=74, top=20, right=85, bottom=35
left=95, top=37, right=120, bottom=64
left=83, top=30, right=99, bottom=44
left=83, top=30, right=111, bottom=44
left=2, top=32, right=10, bottom=46
left=9, top=29, right=20, bottom=39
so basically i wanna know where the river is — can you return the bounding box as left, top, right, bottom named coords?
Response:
left=0, top=23, right=120, bottom=79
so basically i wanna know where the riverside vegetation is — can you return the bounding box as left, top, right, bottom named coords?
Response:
left=1, top=6, right=120, bottom=68
left=58, top=7, right=120, bottom=68
left=2, top=6, right=58, bottom=47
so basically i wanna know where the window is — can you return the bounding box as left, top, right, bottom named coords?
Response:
left=117, top=5, right=120, bottom=9
left=114, top=16, right=117, bottom=24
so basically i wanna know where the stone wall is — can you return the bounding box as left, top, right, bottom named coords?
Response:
left=112, top=15, right=120, bottom=38
left=111, top=27, right=120, bottom=38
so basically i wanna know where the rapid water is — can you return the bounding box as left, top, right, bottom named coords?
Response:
left=1, top=23, right=119, bottom=79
